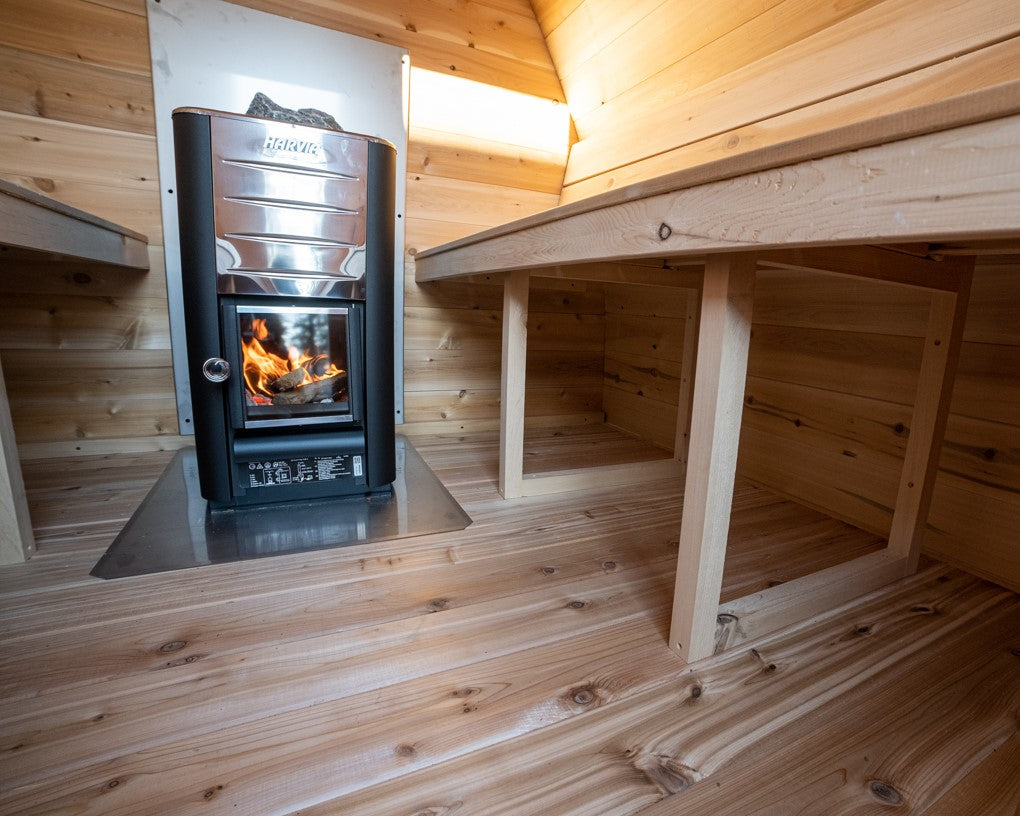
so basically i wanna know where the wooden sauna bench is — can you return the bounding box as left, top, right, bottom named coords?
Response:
left=413, top=84, right=1020, bottom=664
left=0, top=179, right=149, bottom=565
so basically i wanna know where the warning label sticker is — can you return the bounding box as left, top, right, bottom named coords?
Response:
left=245, top=454, right=361, bottom=488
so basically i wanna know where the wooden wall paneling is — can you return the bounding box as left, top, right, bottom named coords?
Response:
left=407, top=126, right=564, bottom=194
left=403, top=306, right=601, bottom=354
left=14, top=434, right=190, bottom=462
left=604, top=353, right=684, bottom=406
left=669, top=253, right=756, bottom=662
left=753, top=266, right=932, bottom=336
left=741, top=375, right=912, bottom=463
left=748, top=324, right=923, bottom=406
left=559, top=0, right=874, bottom=132
left=0, top=293, right=170, bottom=350
left=2, top=350, right=178, bottom=444
left=405, top=173, right=560, bottom=230
left=499, top=270, right=530, bottom=498
left=964, top=255, right=1020, bottom=343
left=404, top=276, right=505, bottom=312
left=404, top=348, right=602, bottom=392
left=232, top=0, right=565, bottom=101
left=926, top=476, right=1020, bottom=593
left=565, top=0, right=1018, bottom=185
left=405, top=217, right=498, bottom=256
left=951, top=339, right=1020, bottom=426
left=604, top=313, right=685, bottom=361
left=527, top=310, right=605, bottom=352
left=604, top=283, right=694, bottom=320
left=0, top=111, right=161, bottom=242
left=403, top=305, right=502, bottom=352
left=886, top=260, right=974, bottom=572
left=562, top=37, right=1020, bottom=201
left=530, top=0, right=586, bottom=36
left=405, top=386, right=601, bottom=425
left=601, top=281, right=696, bottom=451
left=0, top=0, right=151, bottom=76
left=0, top=44, right=155, bottom=135
left=601, top=388, right=675, bottom=451
left=539, top=0, right=667, bottom=94
left=737, top=424, right=901, bottom=537
left=0, top=245, right=168, bottom=299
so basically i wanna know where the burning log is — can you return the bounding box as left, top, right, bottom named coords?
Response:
left=269, top=368, right=306, bottom=393
left=271, top=373, right=346, bottom=405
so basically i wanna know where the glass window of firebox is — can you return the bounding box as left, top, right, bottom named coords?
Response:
left=236, top=306, right=353, bottom=427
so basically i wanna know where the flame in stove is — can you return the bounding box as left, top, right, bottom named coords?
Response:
left=241, top=318, right=343, bottom=403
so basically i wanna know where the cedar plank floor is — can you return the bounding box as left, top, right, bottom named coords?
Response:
left=1, top=427, right=1018, bottom=815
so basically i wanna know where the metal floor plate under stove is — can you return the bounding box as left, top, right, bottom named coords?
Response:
left=91, top=436, right=471, bottom=579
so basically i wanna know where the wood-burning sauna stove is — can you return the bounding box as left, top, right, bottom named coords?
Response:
left=172, top=108, right=395, bottom=507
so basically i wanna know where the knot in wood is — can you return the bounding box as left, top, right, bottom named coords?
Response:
left=636, top=754, right=701, bottom=795
left=657, top=222, right=673, bottom=241
left=566, top=600, right=588, bottom=610
left=203, top=785, right=224, bottom=800
left=868, top=780, right=903, bottom=805
left=159, top=640, right=187, bottom=653
left=569, top=685, right=597, bottom=706
left=541, top=566, right=557, bottom=575
left=602, top=561, right=617, bottom=572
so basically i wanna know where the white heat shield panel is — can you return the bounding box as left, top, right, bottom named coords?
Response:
left=147, top=0, right=408, bottom=433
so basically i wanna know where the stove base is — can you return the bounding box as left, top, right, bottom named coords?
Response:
left=90, top=435, right=470, bottom=579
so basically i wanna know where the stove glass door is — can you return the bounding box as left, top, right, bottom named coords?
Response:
left=233, top=304, right=357, bottom=428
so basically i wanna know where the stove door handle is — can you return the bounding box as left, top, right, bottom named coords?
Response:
left=202, top=357, right=232, bottom=383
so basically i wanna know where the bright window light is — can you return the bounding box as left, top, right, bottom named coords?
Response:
left=409, top=67, right=569, bottom=155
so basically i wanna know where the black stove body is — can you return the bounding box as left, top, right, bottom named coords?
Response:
left=172, top=108, right=395, bottom=507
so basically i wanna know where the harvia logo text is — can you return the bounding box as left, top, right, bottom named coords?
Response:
left=263, top=136, right=322, bottom=159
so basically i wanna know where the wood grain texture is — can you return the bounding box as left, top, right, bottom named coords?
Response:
left=562, top=37, right=1020, bottom=201
left=499, top=271, right=530, bottom=497
left=232, top=0, right=565, bottom=101
left=564, top=0, right=1019, bottom=184
left=669, top=254, right=756, bottom=661
left=0, top=43, right=155, bottom=135
left=1, top=433, right=1014, bottom=814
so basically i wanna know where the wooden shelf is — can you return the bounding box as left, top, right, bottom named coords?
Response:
left=0, top=178, right=149, bottom=269
left=0, top=179, right=149, bottom=565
